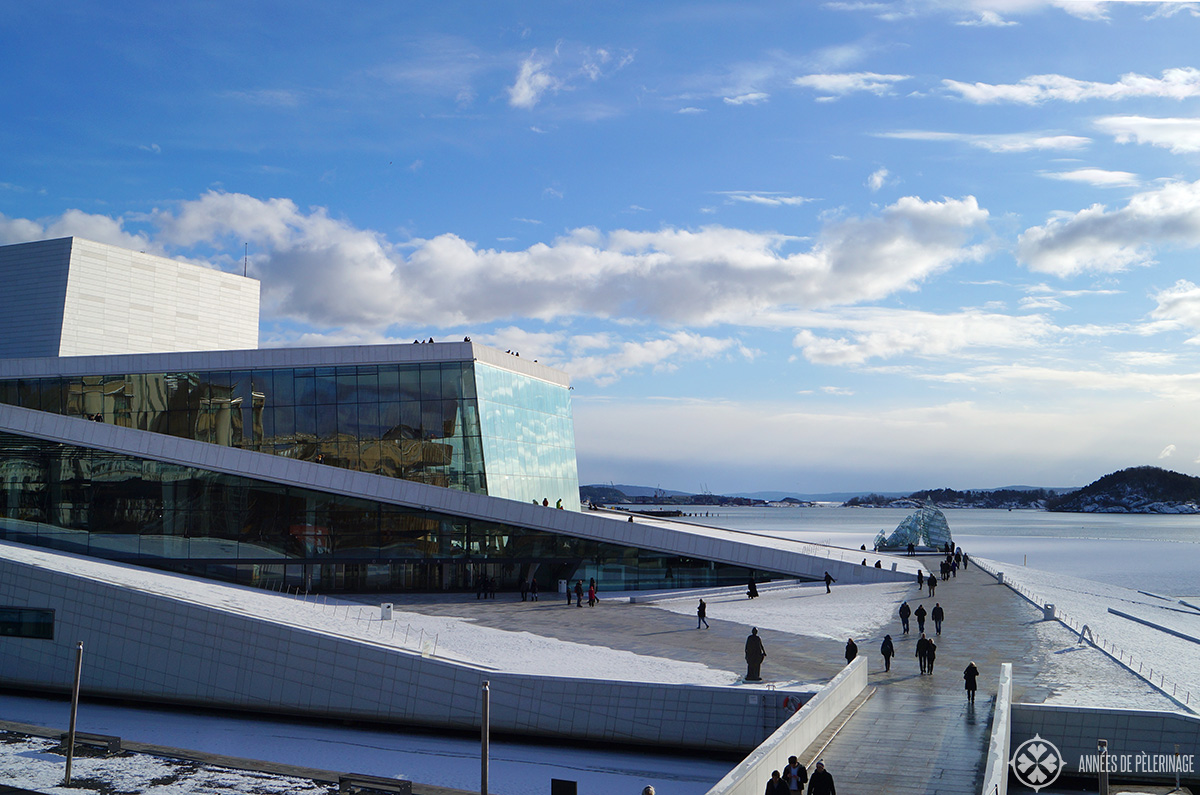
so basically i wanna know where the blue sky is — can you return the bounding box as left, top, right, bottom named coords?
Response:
left=6, top=1, right=1200, bottom=494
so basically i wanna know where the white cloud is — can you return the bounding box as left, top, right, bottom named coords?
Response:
left=1041, top=168, right=1138, bottom=187
left=1018, top=179, right=1200, bottom=277
left=508, top=53, right=561, bottom=109
left=1095, top=115, right=1200, bottom=154
left=956, top=9, right=1018, bottom=25
left=793, top=72, right=910, bottom=97
left=9, top=190, right=989, bottom=335
left=879, top=130, right=1090, bottom=152
left=723, top=92, right=769, bottom=105
left=0, top=209, right=155, bottom=253
left=791, top=308, right=1052, bottom=365
left=507, top=45, right=634, bottom=110
left=559, top=332, right=750, bottom=385
left=716, top=191, right=814, bottom=207
left=867, top=168, right=890, bottom=191
left=677, top=107, right=705, bottom=114
left=944, top=67, right=1200, bottom=104
left=1150, top=280, right=1200, bottom=342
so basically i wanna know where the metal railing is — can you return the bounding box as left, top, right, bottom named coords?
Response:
left=973, top=559, right=1194, bottom=712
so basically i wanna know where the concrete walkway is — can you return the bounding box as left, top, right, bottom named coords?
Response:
left=792, top=565, right=1052, bottom=794
left=362, top=564, right=1131, bottom=793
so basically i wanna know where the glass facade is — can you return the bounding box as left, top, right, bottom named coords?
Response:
left=475, top=363, right=580, bottom=510
left=0, top=432, right=750, bottom=593
left=0, top=359, right=578, bottom=504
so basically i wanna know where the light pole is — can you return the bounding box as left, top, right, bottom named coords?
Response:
left=64, top=641, right=83, bottom=786
left=481, top=680, right=490, bottom=795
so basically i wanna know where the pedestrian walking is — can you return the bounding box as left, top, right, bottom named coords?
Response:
left=926, top=638, right=937, bottom=673
left=907, top=541, right=915, bottom=557
left=765, top=770, right=788, bottom=795
left=745, top=627, right=766, bottom=681
left=747, top=578, right=759, bottom=599
left=914, top=603, right=927, bottom=633
left=566, top=580, right=572, bottom=606
left=784, top=756, right=808, bottom=792
left=823, top=571, right=836, bottom=594
left=880, top=634, right=894, bottom=672
left=530, top=579, right=539, bottom=601
left=963, top=553, right=969, bottom=570
left=899, top=601, right=911, bottom=634
left=807, top=761, right=835, bottom=795
left=844, top=638, right=857, bottom=664
left=916, top=633, right=930, bottom=674
left=697, top=599, right=709, bottom=629
left=928, top=576, right=937, bottom=596
left=574, top=579, right=583, bottom=607
left=964, top=661, right=980, bottom=704
left=587, top=582, right=597, bottom=607
left=520, top=579, right=528, bottom=602
left=931, top=602, right=944, bottom=635
left=917, top=569, right=924, bottom=589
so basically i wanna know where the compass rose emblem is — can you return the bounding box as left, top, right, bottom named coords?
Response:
left=1010, top=733, right=1064, bottom=791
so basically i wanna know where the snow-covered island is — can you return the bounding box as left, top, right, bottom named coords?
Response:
left=840, top=466, right=1200, bottom=514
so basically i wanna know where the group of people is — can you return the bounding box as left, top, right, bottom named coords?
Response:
left=764, top=757, right=836, bottom=794
left=570, top=578, right=599, bottom=607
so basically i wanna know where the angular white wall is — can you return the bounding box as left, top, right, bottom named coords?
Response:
left=0, top=237, right=259, bottom=358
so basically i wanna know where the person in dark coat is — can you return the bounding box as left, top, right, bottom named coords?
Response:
left=530, top=579, right=539, bottom=601
left=928, top=576, right=937, bottom=596
left=917, top=569, right=924, bottom=589
left=520, top=579, right=529, bottom=602
left=807, top=760, right=835, bottom=795
left=748, top=578, right=759, bottom=599
left=916, top=633, right=930, bottom=674
left=963, top=553, right=969, bottom=569
left=931, top=602, right=945, bottom=635
left=914, top=603, right=927, bottom=633
left=745, top=627, right=766, bottom=681
left=964, top=661, right=980, bottom=704
left=784, top=756, right=808, bottom=792
left=844, top=638, right=857, bottom=664
left=907, top=542, right=915, bottom=557
left=823, top=571, right=836, bottom=594
left=764, top=769, right=788, bottom=795
left=574, top=579, right=583, bottom=607
left=880, top=634, right=894, bottom=672
left=926, top=638, right=938, bottom=673
left=697, top=599, right=709, bottom=629
left=898, top=601, right=911, bottom=634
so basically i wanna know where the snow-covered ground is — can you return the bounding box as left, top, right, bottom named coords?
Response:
left=647, top=580, right=909, bottom=642
left=974, top=557, right=1199, bottom=712
left=1, top=734, right=331, bottom=795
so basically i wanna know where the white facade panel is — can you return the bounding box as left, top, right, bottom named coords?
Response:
left=60, top=238, right=259, bottom=356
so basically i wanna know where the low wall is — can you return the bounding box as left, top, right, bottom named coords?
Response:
left=703, top=657, right=868, bottom=795
left=0, top=551, right=807, bottom=753
left=980, top=663, right=1012, bottom=795
left=1010, top=703, right=1200, bottom=786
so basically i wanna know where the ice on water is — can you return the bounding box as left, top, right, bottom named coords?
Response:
left=874, top=505, right=953, bottom=550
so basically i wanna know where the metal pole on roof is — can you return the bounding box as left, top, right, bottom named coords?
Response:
left=63, top=642, right=83, bottom=785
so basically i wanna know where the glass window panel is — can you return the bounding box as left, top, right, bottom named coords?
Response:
left=316, top=404, right=338, bottom=441
left=336, top=371, right=358, bottom=403
left=272, top=369, right=296, bottom=406
left=294, top=369, right=316, bottom=405
left=314, top=368, right=337, bottom=404
left=337, top=403, right=359, bottom=441
left=398, top=366, right=420, bottom=402
left=419, top=365, right=441, bottom=402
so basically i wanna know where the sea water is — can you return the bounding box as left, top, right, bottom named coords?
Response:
left=638, top=505, right=1200, bottom=597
